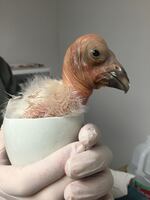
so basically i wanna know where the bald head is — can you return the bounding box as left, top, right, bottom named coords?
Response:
left=62, top=34, right=129, bottom=103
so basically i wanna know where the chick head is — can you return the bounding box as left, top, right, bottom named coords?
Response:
left=62, top=34, right=129, bottom=102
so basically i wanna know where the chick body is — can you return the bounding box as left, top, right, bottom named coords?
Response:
left=6, top=77, right=85, bottom=118
left=5, top=34, right=129, bottom=118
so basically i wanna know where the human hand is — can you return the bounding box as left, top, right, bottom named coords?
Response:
left=0, top=124, right=113, bottom=200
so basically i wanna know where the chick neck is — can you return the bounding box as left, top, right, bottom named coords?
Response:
left=63, top=74, right=93, bottom=104
left=62, top=61, right=93, bottom=105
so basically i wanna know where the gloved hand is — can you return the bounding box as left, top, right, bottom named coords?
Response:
left=0, top=124, right=113, bottom=200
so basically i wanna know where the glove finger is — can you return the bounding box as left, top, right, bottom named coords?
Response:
left=25, top=176, right=73, bottom=200
left=0, top=176, right=73, bottom=200
left=0, top=188, right=18, bottom=200
left=78, top=123, right=101, bottom=149
left=65, top=145, right=112, bottom=179
left=0, top=141, right=85, bottom=197
left=98, top=192, right=114, bottom=200
left=64, top=169, right=113, bottom=200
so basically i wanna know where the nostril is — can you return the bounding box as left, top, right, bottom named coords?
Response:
left=114, top=65, right=121, bottom=71
left=114, top=65, right=119, bottom=70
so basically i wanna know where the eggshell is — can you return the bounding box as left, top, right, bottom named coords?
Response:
left=3, top=114, right=84, bottom=166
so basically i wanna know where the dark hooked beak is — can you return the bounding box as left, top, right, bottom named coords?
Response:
left=108, top=67, right=130, bottom=93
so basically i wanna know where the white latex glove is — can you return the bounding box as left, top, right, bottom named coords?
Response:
left=0, top=124, right=113, bottom=200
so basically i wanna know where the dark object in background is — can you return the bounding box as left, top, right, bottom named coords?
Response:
left=116, top=184, right=149, bottom=200
left=0, top=57, right=16, bottom=94
left=0, top=57, right=16, bottom=127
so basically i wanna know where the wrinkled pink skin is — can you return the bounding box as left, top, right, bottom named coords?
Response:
left=62, top=34, right=123, bottom=103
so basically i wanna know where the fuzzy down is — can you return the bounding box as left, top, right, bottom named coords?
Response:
left=5, top=76, right=86, bottom=118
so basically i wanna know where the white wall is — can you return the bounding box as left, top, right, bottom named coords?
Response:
left=58, top=0, right=150, bottom=168
left=0, top=0, right=59, bottom=76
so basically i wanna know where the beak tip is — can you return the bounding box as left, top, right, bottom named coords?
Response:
left=124, top=85, right=130, bottom=93
left=108, top=69, right=130, bottom=93
left=124, top=80, right=130, bottom=93
left=124, top=89, right=128, bottom=94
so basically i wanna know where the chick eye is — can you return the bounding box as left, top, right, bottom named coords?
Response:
left=91, top=49, right=101, bottom=58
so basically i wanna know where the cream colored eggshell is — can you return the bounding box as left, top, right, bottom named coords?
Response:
left=3, top=114, right=84, bottom=166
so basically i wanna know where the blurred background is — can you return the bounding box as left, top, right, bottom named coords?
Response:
left=0, top=0, right=150, bottom=169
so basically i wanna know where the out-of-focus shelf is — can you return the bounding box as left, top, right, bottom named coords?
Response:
left=10, top=65, right=51, bottom=93
left=11, top=66, right=50, bottom=75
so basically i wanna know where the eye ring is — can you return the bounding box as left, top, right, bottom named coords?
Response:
left=91, top=49, right=101, bottom=58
